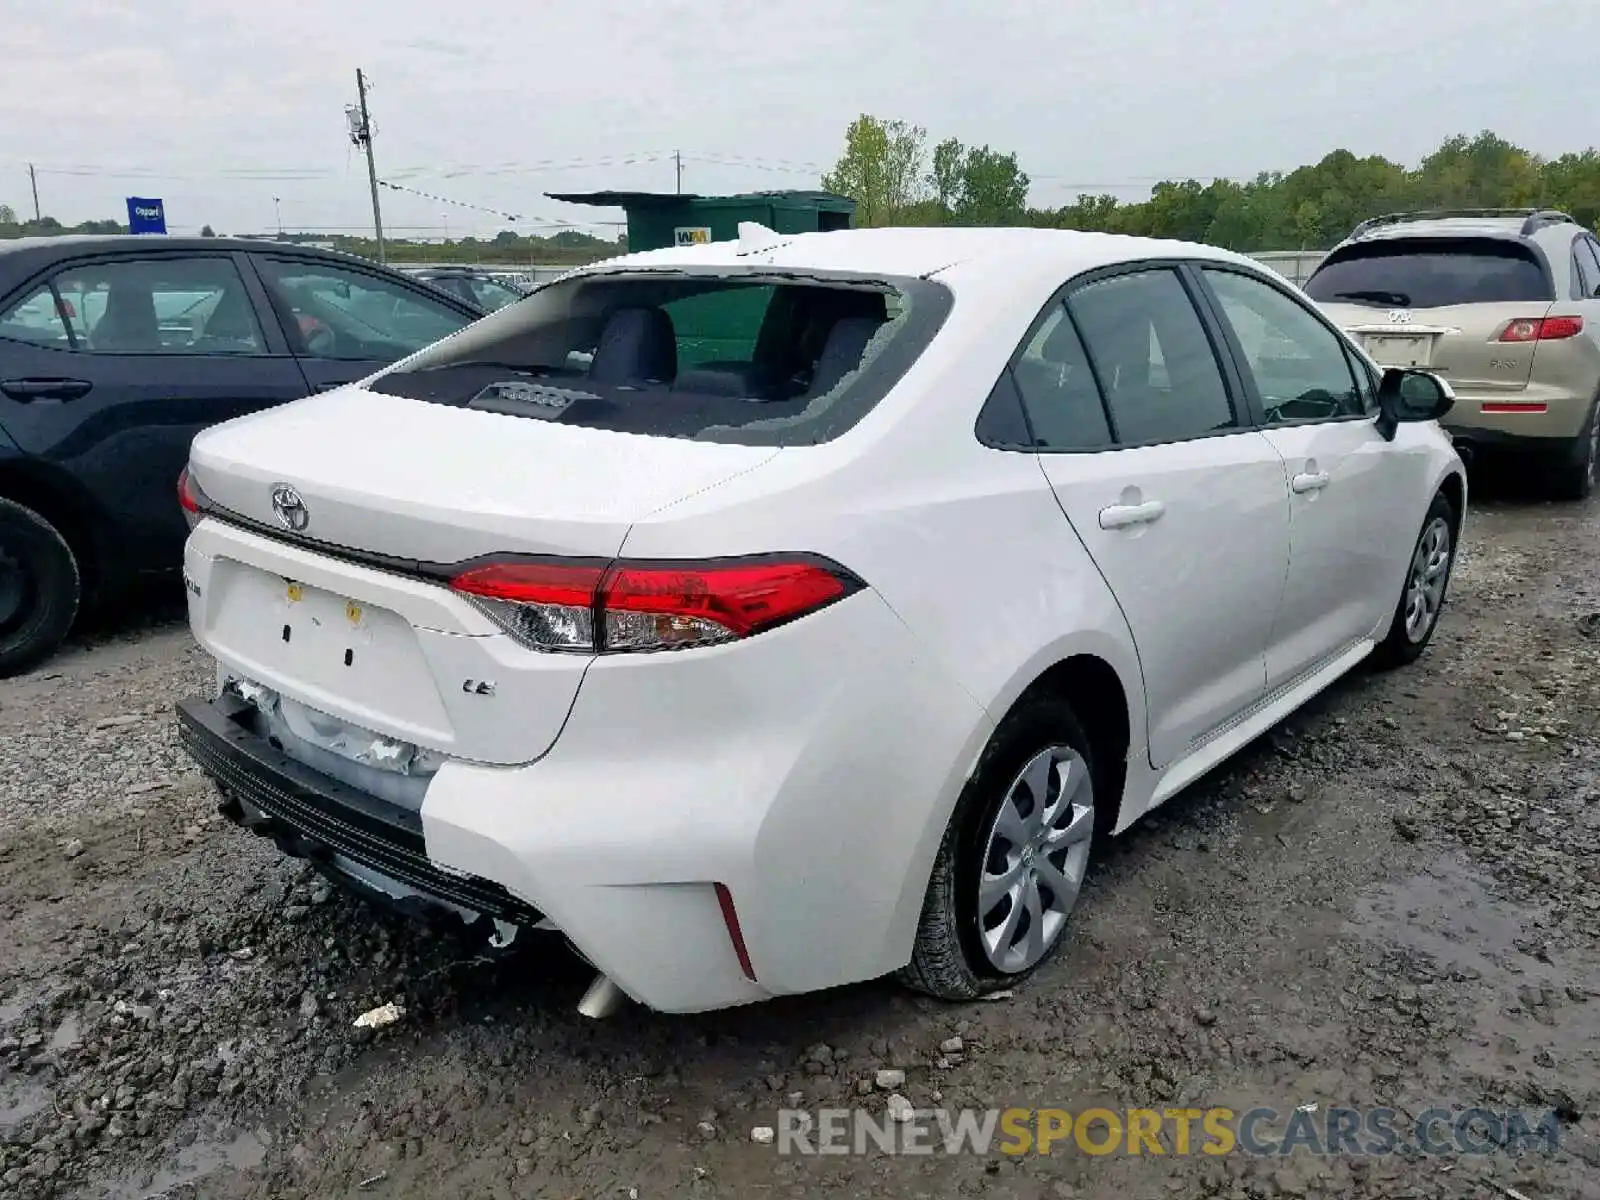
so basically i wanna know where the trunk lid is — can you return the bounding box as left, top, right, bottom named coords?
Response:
left=1320, top=300, right=1550, bottom=392
left=188, top=385, right=783, bottom=564
left=185, top=386, right=781, bottom=766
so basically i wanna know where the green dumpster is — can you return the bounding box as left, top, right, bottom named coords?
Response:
left=547, top=190, right=856, bottom=365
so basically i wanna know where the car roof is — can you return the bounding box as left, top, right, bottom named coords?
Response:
left=1332, top=209, right=1582, bottom=251
left=0, top=234, right=391, bottom=280
left=577, top=225, right=1267, bottom=283
left=1349, top=218, right=1528, bottom=244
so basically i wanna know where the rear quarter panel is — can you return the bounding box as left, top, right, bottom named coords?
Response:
left=616, top=260, right=1152, bottom=951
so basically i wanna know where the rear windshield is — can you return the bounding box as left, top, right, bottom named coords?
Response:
left=367, top=268, right=952, bottom=446
left=1304, top=237, right=1553, bottom=308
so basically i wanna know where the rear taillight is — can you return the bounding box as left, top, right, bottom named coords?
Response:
left=450, top=555, right=863, bottom=653
left=1498, top=315, right=1584, bottom=342
left=177, top=467, right=209, bottom=531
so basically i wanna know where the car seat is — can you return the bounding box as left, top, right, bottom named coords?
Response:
left=91, top=285, right=160, bottom=352
left=588, top=307, right=677, bottom=386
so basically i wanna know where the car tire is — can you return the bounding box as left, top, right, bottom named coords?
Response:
left=0, top=498, right=81, bottom=678
left=899, top=696, right=1100, bottom=1001
left=1551, top=396, right=1599, bottom=502
left=1370, top=490, right=1457, bottom=671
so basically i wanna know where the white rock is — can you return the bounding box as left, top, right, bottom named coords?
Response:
left=874, top=1068, right=906, bottom=1090
left=886, top=1094, right=916, bottom=1123
left=750, top=1126, right=775, bottom=1145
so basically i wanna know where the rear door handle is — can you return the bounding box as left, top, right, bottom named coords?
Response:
left=1098, top=499, right=1166, bottom=530
left=1, top=378, right=92, bottom=402
left=1291, top=471, right=1330, bottom=494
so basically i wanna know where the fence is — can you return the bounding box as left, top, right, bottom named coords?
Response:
left=1245, top=250, right=1329, bottom=286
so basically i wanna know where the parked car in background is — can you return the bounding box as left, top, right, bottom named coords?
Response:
left=1305, top=208, right=1600, bottom=499
left=174, top=225, right=1465, bottom=1016
left=0, top=235, right=484, bottom=676
left=409, top=266, right=529, bottom=312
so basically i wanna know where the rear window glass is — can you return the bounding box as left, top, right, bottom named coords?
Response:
left=1304, top=238, right=1553, bottom=308
left=365, top=269, right=951, bottom=446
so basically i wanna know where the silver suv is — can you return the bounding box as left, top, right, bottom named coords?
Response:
left=1306, top=208, right=1600, bottom=499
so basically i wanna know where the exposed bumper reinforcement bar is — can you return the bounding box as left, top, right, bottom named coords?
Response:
left=176, top=694, right=546, bottom=931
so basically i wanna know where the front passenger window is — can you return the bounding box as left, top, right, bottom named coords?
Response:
left=1202, top=268, right=1363, bottom=423
left=255, top=259, right=468, bottom=359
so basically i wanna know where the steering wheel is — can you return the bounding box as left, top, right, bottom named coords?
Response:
left=296, top=313, right=337, bottom=357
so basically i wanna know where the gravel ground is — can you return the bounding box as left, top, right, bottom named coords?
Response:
left=1, top=485, right=1598, bottom=1200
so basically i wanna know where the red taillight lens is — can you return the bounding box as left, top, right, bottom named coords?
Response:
left=1498, top=315, right=1584, bottom=342
left=449, top=555, right=861, bottom=653
left=177, top=467, right=207, bottom=530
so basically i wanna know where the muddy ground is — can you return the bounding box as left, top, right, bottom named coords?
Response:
left=1, top=481, right=1597, bottom=1200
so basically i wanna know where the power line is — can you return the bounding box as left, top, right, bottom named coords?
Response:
left=377, top=179, right=522, bottom=221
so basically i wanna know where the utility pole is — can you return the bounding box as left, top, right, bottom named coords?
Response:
left=273, top=196, right=282, bottom=238
left=347, top=69, right=386, bottom=263
left=27, top=163, right=40, bottom=221
left=674, top=150, right=682, bottom=194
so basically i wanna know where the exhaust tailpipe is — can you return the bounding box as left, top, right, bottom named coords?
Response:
left=576, top=972, right=626, bottom=1020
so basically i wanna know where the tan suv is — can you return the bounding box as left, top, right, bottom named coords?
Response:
left=1306, top=208, right=1600, bottom=499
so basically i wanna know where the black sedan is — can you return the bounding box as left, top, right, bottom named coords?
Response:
left=0, top=235, right=485, bottom=676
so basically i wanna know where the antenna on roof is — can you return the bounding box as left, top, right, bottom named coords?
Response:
left=735, top=221, right=785, bottom=256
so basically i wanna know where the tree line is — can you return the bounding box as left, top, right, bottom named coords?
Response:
left=821, top=118, right=1600, bottom=251
left=0, top=206, right=621, bottom=265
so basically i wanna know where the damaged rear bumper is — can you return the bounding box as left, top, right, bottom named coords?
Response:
left=176, top=693, right=545, bottom=934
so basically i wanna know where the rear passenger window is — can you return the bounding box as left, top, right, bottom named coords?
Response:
left=1202, top=268, right=1364, bottom=422
left=51, top=257, right=266, bottom=355
left=1010, top=304, right=1112, bottom=450
left=1066, top=269, right=1236, bottom=445
left=0, top=285, right=72, bottom=348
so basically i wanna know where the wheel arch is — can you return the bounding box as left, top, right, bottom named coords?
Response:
left=1009, top=653, right=1135, bottom=831
left=0, top=457, right=111, bottom=599
left=1437, top=469, right=1466, bottom=534
left=979, top=635, right=1145, bottom=834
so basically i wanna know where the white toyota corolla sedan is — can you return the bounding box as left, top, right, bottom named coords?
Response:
left=174, top=225, right=1465, bottom=1015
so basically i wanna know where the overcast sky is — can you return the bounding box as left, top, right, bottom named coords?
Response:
left=1, top=0, right=1592, bottom=240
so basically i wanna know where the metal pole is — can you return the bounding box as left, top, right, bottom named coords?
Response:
left=28, top=163, right=40, bottom=221
left=675, top=150, right=682, bottom=194
left=356, top=69, right=386, bottom=263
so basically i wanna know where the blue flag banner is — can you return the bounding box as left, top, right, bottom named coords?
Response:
left=126, top=198, right=166, bottom=234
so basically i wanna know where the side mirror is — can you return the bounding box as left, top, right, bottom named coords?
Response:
left=1376, top=368, right=1454, bottom=440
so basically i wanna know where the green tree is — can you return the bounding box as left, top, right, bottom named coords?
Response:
left=953, top=146, right=1029, bottom=225
left=928, top=137, right=966, bottom=215
left=821, top=115, right=928, bottom=227
left=200, top=224, right=217, bottom=237
left=0, top=204, right=15, bottom=226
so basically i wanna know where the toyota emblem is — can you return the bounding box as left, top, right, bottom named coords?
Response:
left=1387, top=309, right=1413, bottom=325
left=270, top=483, right=310, bottom=532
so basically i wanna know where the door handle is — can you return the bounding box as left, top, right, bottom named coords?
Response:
left=1098, top=499, right=1166, bottom=530
left=1291, top=471, right=1330, bottom=494
left=1, top=378, right=92, bottom=402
